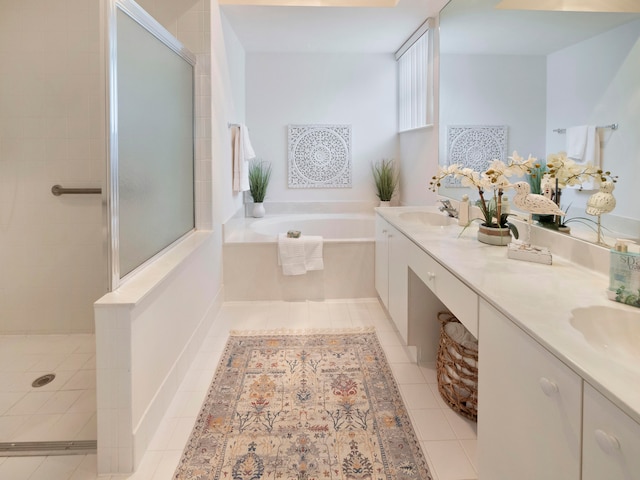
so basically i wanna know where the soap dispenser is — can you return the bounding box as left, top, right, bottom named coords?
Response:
left=458, top=194, right=470, bottom=226
left=608, top=239, right=640, bottom=308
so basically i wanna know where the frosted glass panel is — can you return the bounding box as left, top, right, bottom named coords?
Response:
left=116, top=9, right=194, bottom=277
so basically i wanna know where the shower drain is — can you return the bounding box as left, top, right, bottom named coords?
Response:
left=31, top=373, right=55, bottom=388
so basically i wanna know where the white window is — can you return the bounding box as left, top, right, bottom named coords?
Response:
left=396, top=19, right=433, bottom=132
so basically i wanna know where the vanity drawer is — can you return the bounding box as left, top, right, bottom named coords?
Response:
left=409, top=242, right=478, bottom=337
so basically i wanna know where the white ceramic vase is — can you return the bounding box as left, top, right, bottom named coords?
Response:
left=252, top=202, right=265, bottom=218
left=379, top=201, right=391, bottom=208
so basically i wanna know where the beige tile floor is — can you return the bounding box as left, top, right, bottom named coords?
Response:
left=0, top=299, right=477, bottom=480
left=0, top=334, right=96, bottom=444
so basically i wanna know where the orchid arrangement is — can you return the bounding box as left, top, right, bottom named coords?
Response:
left=430, top=151, right=536, bottom=231
left=543, top=152, right=618, bottom=190
left=527, top=152, right=618, bottom=230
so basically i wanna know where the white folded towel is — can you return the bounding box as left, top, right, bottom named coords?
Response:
left=304, top=236, right=324, bottom=271
left=277, top=234, right=324, bottom=276
left=583, top=126, right=600, bottom=166
left=566, top=125, right=601, bottom=190
left=231, top=124, right=256, bottom=193
left=566, top=125, right=589, bottom=161
left=278, top=234, right=307, bottom=276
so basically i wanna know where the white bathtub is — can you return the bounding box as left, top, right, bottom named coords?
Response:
left=223, top=213, right=377, bottom=301
left=249, top=213, right=374, bottom=241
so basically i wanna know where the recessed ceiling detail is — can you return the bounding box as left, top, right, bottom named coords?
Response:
left=220, top=0, right=398, bottom=6
left=495, top=0, right=640, bottom=13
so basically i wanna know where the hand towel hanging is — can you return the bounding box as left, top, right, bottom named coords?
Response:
left=231, top=124, right=256, bottom=193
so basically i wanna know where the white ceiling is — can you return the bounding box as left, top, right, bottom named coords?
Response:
left=220, top=0, right=449, bottom=53
left=221, top=0, right=640, bottom=55
left=440, top=0, right=640, bottom=55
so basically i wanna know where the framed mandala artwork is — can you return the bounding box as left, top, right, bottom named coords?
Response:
left=288, top=124, right=352, bottom=188
left=445, top=125, right=508, bottom=187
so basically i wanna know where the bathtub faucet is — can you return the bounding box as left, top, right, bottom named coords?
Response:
left=438, top=199, right=458, bottom=218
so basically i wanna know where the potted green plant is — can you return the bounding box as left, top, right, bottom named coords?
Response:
left=372, top=158, right=399, bottom=206
left=248, top=160, right=272, bottom=218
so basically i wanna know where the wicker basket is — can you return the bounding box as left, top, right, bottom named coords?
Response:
left=436, top=311, right=478, bottom=421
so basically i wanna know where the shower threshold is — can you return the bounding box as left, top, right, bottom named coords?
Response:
left=0, top=440, right=97, bottom=457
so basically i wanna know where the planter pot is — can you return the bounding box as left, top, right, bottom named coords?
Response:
left=252, top=202, right=265, bottom=218
left=477, top=224, right=512, bottom=246
left=379, top=201, right=391, bottom=208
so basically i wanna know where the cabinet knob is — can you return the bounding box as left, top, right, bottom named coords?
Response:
left=382, top=229, right=388, bottom=234
left=538, top=377, right=559, bottom=396
left=427, top=272, right=436, bottom=281
left=595, top=429, right=620, bottom=455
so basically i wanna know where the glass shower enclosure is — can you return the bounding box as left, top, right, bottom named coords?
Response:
left=108, top=0, right=196, bottom=288
left=0, top=0, right=196, bottom=456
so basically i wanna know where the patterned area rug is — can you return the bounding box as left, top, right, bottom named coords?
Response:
left=174, top=328, right=432, bottom=480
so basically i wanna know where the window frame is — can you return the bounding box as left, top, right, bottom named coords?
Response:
left=396, top=18, right=434, bottom=132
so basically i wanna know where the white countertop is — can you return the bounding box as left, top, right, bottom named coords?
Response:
left=376, top=206, right=640, bottom=424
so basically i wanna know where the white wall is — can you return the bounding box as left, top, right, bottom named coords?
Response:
left=437, top=53, right=547, bottom=200
left=246, top=53, right=397, bottom=205
left=221, top=12, right=246, bottom=128
left=213, top=10, right=246, bottom=221
left=546, top=19, right=640, bottom=228
left=439, top=54, right=547, bottom=162
left=398, top=23, right=439, bottom=207
left=0, top=1, right=106, bottom=333
left=400, top=47, right=547, bottom=206
left=398, top=127, right=438, bottom=206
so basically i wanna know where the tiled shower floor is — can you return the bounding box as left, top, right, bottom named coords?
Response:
left=0, top=300, right=477, bottom=479
left=0, top=334, right=96, bottom=443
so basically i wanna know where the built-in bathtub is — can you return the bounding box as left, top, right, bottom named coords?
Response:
left=223, top=213, right=377, bottom=301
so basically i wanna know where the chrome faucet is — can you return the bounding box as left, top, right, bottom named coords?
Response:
left=438, top=199, right=458, bottom=218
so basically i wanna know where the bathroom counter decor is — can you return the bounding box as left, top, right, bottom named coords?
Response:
left=430, top=151, right=535, bottom=244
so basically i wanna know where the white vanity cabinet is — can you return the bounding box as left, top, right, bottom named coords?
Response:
left=375, top=209, right=640, bottom=480
left=408, top=241, right=478, bottom=338
left=582, top=383, right=640, bottom=480
left=375, top=215, right=391, bottom=308
left=478, top=299, right=582, bottom=480
left=375, top=216, right=409, bottom=342
left=375, top=213, right=478, bottom=341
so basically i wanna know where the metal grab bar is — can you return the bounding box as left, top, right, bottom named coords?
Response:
left=51, top=185, right=102, bottom=196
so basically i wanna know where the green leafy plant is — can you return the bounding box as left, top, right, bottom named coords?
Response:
left=478, top=195, right=519, bottom=239
left=526, top=159, right=547, bottom=195
left=372, top=158, right=399, bottom=202
left=615, top=286, right=640, bottom=308
left=538, top=203, right=611, bottom=236
left=248, top=160, right=272, bottom=203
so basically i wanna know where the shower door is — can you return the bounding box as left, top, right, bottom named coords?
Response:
left=108, top=0, right=196, bottom=289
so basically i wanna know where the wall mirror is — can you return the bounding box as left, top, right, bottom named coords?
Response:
left=438, top=0, right=640, bottom=244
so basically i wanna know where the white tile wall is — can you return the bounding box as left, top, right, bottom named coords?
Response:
left=0, top=0, right=106, bottom=334
left=0, top=0, right=215, bottom=336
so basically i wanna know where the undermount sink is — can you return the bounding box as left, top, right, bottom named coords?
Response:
left=570, top=306, right=640, bottom=363
left=398, top=211, right=457, bottom=226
